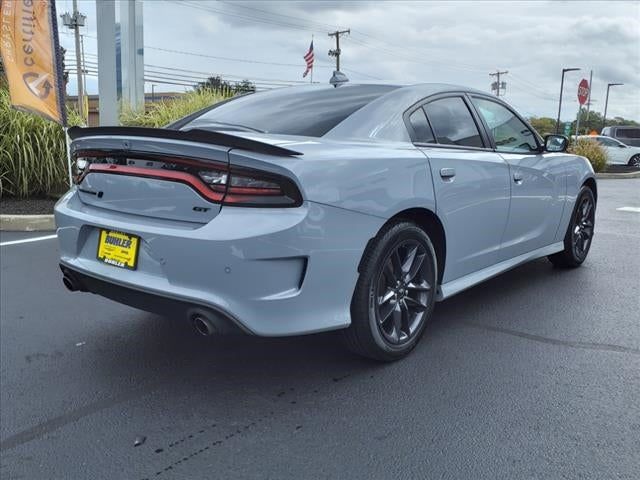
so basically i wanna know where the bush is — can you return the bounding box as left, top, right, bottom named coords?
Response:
left=0, top=87, right=83, bottom=198
left=120, top=89, right=230, bottom=128
left=1, top=88, right=232, bottom=198
left=568, top=138, right=608, bottom=172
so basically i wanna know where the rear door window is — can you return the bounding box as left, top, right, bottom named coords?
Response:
left=597, top=137, right=618, bottom=147
left=423, top=97, right=483, bottom=148
left=407, top=108, right=435, bottom=143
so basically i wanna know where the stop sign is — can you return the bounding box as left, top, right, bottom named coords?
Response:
left=577, top=79, right=590, bottom=105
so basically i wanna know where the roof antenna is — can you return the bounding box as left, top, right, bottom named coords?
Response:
left=329, top=71, right=349, bottom=88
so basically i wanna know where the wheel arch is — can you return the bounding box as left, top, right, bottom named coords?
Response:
left=582, top=176, right=597, bottom=202
left=361, top=208, right=447, bottom=284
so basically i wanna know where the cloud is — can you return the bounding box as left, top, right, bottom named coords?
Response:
left=57, top=0, right=640, bottom=121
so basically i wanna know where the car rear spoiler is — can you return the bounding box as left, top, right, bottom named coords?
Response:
left=66, top=126, right=303, bottom=157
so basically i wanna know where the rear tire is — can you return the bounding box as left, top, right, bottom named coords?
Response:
left=628, top=154, right=640, bottom=168
left=548, top=186, right=596, bottom=268
left=343, top=220, right=438, bottom=361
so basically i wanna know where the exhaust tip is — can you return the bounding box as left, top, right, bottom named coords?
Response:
left=62, top=274, right=78, bottom=292
left=192, top=314, right=217, bottom=336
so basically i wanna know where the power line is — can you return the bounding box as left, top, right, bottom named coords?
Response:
left=217, top=0, right=346, bottom=33
left=74, top=57, right=311, bottom=86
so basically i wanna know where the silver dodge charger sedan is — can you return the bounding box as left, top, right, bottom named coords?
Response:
left=55, top=83, right=597, bottom=361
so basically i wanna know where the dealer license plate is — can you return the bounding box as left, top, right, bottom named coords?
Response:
left=96, top=229, right=139, bottom=270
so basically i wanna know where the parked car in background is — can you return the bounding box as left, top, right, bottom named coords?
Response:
left=55, top=83, right=597, bottom=361
left=578, top=135, right=640, bottom=167
left=601, top=126, right=640, bottom=147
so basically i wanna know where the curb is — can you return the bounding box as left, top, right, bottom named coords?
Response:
left=596, top=171, right=640, bottom=179
left=0, top=215, right=55, bottom=231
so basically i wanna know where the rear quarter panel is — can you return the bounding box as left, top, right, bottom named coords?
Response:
left=229, top=141, right=436, bottom=218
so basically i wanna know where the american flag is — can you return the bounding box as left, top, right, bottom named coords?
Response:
left=303, top=40, right=314, bottom=78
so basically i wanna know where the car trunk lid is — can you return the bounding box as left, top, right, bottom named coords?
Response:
left=69, top=127, right=302, bottom=224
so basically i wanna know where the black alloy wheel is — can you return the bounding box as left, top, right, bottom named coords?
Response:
left=548, top=186, right=596, bottom=268
left=628, top=154, right=640, bottom=168
left=374, top=240, right=431, bottom=345
left=343, top=220, right=438, bottom=361
left=571, top=193, right=595, bottom=262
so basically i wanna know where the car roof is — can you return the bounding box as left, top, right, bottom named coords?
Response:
left=324, top=82, right=493, bottom=141
left=283, top=82, right=488, bottom=97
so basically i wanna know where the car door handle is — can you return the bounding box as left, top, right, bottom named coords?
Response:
left=513, top=171, right=523, bottom=184
left=440, top=168, right=456, bottom=179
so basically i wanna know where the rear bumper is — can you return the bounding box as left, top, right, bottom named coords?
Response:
left=60, top=264, right=246, bottom=334
left=54, top=188, right=384, bottom=336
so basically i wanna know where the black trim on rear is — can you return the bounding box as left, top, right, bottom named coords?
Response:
left=60, top=264, right=248, bottom=335
left=67, top=126, right=303, bottom=157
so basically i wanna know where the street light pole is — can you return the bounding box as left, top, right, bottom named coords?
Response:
left=555, top=67, right=580, bottom=134
left=602, top=83, right=623, bottom=130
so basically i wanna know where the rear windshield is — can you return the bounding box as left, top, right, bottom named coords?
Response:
left=183, top=85, right=399, bottom=137
left=616, top=128, right=640, bottom=139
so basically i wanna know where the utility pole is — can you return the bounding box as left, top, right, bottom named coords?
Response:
left=490, top=70, right=508, bottom=97
left=61, top=0, right=86, bottom=121
left=328, top=29, right=350, bottom=71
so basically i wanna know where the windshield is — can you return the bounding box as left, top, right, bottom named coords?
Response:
left=183, top=85, right=399, bottom=137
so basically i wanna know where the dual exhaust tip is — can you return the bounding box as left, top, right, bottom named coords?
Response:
left=62, top=273, right=82, bottom=292
left=61, top=270, right=226, bottom=336
left=191, top=314, right=218, bottom=336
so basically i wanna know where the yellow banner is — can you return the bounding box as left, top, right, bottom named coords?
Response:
left=0, top=0, right=66, bottom=124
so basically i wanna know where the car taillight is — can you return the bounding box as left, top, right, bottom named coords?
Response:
left=198, top=167, right=302, bottom=207
left=74, top=151, right=302, bottom=208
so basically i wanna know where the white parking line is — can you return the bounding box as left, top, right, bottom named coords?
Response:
left=0, top=234, right=57, bottom=247
left=616, top=207, right=640, bottom=213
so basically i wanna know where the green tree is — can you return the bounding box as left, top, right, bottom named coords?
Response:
left=196, top=76, right=255, bottom=95
left=234, top=79, right=256, bottom=94
left=197, top=75, right=233, bottom=92
left=528, top=117, right=557, bottom=137
left=569, top=110, right=639, bottom=136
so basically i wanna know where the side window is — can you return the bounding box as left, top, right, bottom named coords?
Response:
left=408, top=108, right=435, bottom=143
left=598, top=137, right=618, bottom=147
left=423, top=97, right=483, bottom=148
left=471, top=97, right=538, bottom=153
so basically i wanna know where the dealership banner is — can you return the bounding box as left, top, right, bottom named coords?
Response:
left=0, top=0, right=67, bottom=125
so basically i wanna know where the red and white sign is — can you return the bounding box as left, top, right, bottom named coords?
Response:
left=577, top=79, right=590, bottom=105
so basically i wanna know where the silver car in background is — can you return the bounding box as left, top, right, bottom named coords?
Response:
left=55, top=84, right=597, bottom=361
left=578, top=135, right=640, bottom=167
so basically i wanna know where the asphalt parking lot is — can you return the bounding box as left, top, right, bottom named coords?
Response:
left=1, top=179, right=639, bottom=480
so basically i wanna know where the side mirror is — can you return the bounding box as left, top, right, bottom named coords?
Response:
left=619, top=144, right=627, bottom=148
left=544, top=134, right=568, bottom=153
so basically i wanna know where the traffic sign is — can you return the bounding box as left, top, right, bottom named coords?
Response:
left=577, top=79, right=590, bottom=105
left=564, top=123, right=572, bottom=136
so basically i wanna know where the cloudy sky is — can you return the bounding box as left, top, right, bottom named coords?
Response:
left=56, top=0, right=640, bottom=121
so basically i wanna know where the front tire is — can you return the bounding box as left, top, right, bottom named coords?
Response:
left=628, top=154, right=640, bottom=168
left=548, top=186, right=596, bottom=268
left=343, top=220, right=438, bottom=361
